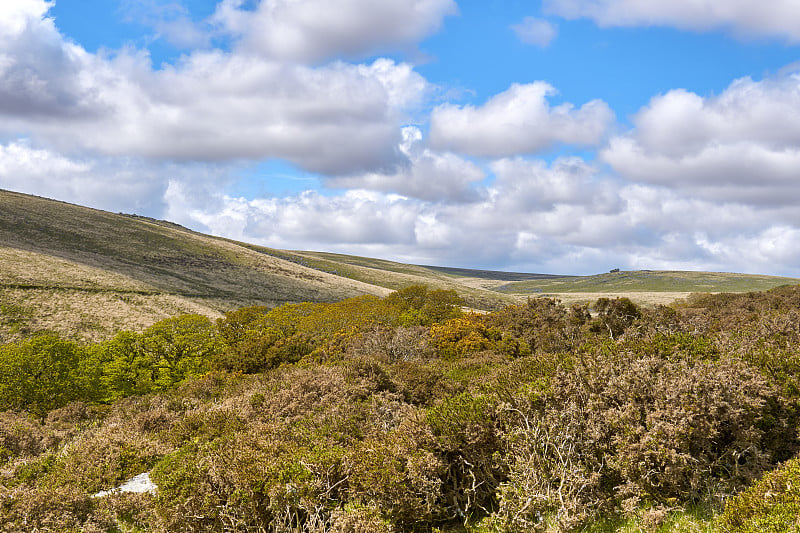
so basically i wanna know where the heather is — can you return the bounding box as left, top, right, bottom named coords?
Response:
left=1, top=286, right=800, bottom=532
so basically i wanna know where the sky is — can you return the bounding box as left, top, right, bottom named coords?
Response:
left=2, top=1, right=800, bottom=276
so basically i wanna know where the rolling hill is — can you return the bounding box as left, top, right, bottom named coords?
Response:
left=2, top=189, right=798, bottom=340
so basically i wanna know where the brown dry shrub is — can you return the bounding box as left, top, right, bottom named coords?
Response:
left=387, top=326, right=433, bottom=361
left=149, top=362, right=420, bottom=532
left=484, top=298, right=588, bottom=353
left=45, top=423, right=170, bottom=494
left=152, top=416, right=354, bottom=532
left=389, top=361, right=462, bottom=406
left=0, top=402, right=107, bottom=465
left=163, top=408, right=246, bottom=447
left=0, top=410, right=49, bottom=462
left=491, top=351, right=788, bottom=531
left=328, top=502, right=396, bottom=533
left=347, top=325, right=433, bottom=362
left=345, top=414, right=444, bottom=528
left=0, top=483, right=95, bottom=532
left=84, top=492, right=157, bottom=533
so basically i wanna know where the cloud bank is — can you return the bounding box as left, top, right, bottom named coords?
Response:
left=545, top=0, right=800, bottom=42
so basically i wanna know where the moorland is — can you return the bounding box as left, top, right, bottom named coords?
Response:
left=1, top=189, right=800, bottom=532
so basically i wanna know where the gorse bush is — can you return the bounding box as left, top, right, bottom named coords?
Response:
left=718, top=455, right=800, bottom=532
left=1, top=286, right=800, bottom=532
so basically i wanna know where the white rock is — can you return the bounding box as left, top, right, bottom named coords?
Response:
left=92, top=472, right=157, bottom=498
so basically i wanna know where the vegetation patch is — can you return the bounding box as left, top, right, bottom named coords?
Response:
left=1, top=284, right=799, bottom=532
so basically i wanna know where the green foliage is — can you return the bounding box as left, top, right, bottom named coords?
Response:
left=138, top=314, right=220, bottom=388
left=0, top=334, right=94, bottom=416
left=94, top=330, right=158, bottom=400
left=385, top=285, right=464, bottom=326
left=426, top=393, right=504, bottom=521
left=719, top=456, right=800, bottom=532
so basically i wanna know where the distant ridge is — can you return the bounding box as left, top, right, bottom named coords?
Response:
left=420, top=265, right=575, bottom=282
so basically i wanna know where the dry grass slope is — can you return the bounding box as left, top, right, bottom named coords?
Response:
left=0, top=190, right=391, bottom=339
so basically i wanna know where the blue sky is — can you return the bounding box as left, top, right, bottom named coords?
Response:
left=3, top=0, right=800, bottom=276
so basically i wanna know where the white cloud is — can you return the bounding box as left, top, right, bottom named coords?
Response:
left=511, top=16, right=558, bottom=47
left=165, top=157, right=642, bottom=274
left=329, top=127, right=485, bottom=202
left=429, top=82, right=614, bottom=157
left=0, top=0, right=100, bottom=119
left=602, top=72, right=800, bottom=205
left=120, top=0, right=212, bottom=49
left=0, top=0, right=51, bottom=33
left=0, top=141, right=194, bottom=214
left=212, top=0, right=457, bottom=62
left=0, top=1, right=432, bottom=175
left=544, top=0, right=800, bottom=42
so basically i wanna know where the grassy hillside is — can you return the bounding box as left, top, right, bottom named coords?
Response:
left=494, top=269, right=800, bottom=305
left=0, top=190, right=392, bottom=340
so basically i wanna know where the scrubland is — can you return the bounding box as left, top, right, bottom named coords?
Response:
left=2, top=285, right=800, bottom=532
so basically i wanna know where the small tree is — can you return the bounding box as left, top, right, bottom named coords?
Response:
left=138, top=314, right=220, bottom=388
left=0, top=334, right=89, bottom=416
left=385, top=285, right=464, bottom=326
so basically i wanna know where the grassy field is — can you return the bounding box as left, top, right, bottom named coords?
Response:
left=495, top=269, right=800, bottom=293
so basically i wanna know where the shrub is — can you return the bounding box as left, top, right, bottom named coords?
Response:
left=490, top=350, right=789, bottom=530
left=328, top=502, right=396, bottom=533
left=429, top=315, right=504, bottom=360
left=384, top=285, right=464, bottom=326
left=138, top=314, right=220, bottom=388
left=346, top=415, right=444, bottom=527
left=485, top=298, right=588, bottom=353
left=718, top=455, right=800, bottom=532
left=426, top=392, right=504, bottom=523
left=589, top=297, right=641, bottom=339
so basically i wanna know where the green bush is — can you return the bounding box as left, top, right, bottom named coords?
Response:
left=719, top=456, right=800, bottom=532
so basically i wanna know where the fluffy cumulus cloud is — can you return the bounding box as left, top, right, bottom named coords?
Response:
left=0, top=0, right=431, bottom=175
left=429, top=82, right=614, bottom=157
left=511, top=16, right=558, bottom=47
left=0, top=141, right=224, bottom=215
left=328, top=127, right=485, bottom=202
left=544, top=0, right=800, bottom=42
left=603, top=72, right=800, bottom=205
left=212, top=0, right=458, bottom=62
left=0, top=0, right=100, bottom=119
left=161, top=145, right=800, bottom=276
